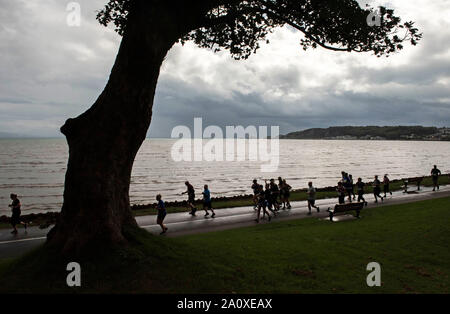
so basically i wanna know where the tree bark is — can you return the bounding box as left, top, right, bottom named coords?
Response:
left=46, top=2, right=186, bottom=256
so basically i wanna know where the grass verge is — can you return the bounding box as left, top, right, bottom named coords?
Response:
left=0, top=196, right=449, bottom=293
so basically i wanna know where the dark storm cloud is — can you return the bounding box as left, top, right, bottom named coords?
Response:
left=0, top=0, right=449, bottom=138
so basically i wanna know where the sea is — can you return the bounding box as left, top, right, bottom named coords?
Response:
left=1, top=138, right=449, bottom=215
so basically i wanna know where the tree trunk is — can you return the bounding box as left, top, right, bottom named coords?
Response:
left=46, top=2, right=184, bottom=256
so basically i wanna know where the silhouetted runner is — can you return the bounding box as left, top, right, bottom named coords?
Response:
left=342, top=172, right=353, bottom=202
left=269, top=179, right=280, bottom=211
left=383, top=174, right=392, bottom=197
left=349, top=174, right=356, bottom=200
left=202, top=184, right=215, bottom=218
left=373, top=175, right=384, bottom=203
left=9, top=193, right=27, bottom=234
left=156, top=194, right=168, bottom=235
left=337, top=182, right=346, bottom=204
left=255, top=184, right=271, bottom=223
left=281, top=179, right=292, bottom=209
left=307, top=182, right=320, bottom=215
left=182, top=181, right=197, bottom=216
left=431, top=165, right=442, bottom=191
left=251, top=179, right=259, bottom=210
left=356, top=178, right=368, bottom=206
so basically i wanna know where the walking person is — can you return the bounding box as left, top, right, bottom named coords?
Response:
left=307, top=182, right=320, bottom=215
left=202, top=184, right=215, bottom=218
left=156, top=194, right=168, bottom=235
left=337, top=182, right=346, bottom=205
left=255, top=184, right=272, bottom=223
left=383, top=174, right=392, bottom=197
left=373, top=175, right=384, bottom=203
left=9, top=193, right=27, bottom=234
left=356, top=178, right=368, bottom=206
left=431, top=165, right=442, bottom=191
left=182, top=181, right=198, bottom=216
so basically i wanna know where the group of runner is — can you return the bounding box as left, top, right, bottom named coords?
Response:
left=6, top=165, right=444, bottom=235
left=251, top=177, right=293, bottom=223
left=336, top=172, right=392, bottom=205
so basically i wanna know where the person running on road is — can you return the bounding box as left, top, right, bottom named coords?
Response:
left=383, top=174, right=392, bottom=197
left=269, top=179, right=280, bottom=211
left=282, top=179, right=292, bottom=209
left=373, top=175, right=384, bottom=203
left=251, top=179, right=259, bottom=210
left=9, top=193, right=27, bottom=234
left=337, top=182, right=346, bottom=205
left=255, top=184, right=272, bottom=223
left=202, top=184, right=215, bottom=218
left=431, top=165, right=442, bottom=191
left=342, top=172, right=353, bottom=202
left=356, top=178, right=368, bottom=206
left=156, top=194, right=168, bottom=235
left=278, top=177, right=285, bottom=209
left=182, top=181, right=197, bottom=216
left=307, top=182, right=320, bottom=215
left=349, top=174, right=356, bottom=200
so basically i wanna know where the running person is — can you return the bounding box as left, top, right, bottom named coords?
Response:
left=255, top=184, right=272, bottom=223
left=9, top=193, right=27, bottom=234
left=269, top=179, right=280, bottom=211
left=373, top=175, right=384, bottom=203
left=343, top=173, right=353, bottom=202
left=337, top=182, right=346, bottom=204
left=278, top=177, right=286, bottom=209
left=251, top=179, right=259, bottom=210
left=349, top=174, right=356, bottom=200
left=202, top=184, right=215, bottom=218
left=307, top=182, right=320, bottom=215
left=156, top=194, right=168, bottom=235
left=383, top=174, right=392, bottom=197
left=356, top=178, right=368, bottom=206
left=282, top=179, right=292, bottom=209
left=182, top=181, right=197, bottom=216
left=431, top=165, right=442, bottom=191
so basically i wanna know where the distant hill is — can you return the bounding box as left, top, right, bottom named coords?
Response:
left=280, top=126, right=450, bottom=141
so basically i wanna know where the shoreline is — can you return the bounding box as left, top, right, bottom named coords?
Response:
left=1, top=174, right=448, bottom=229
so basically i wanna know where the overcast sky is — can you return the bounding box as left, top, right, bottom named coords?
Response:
left=0, top=0, right=449, bottom=138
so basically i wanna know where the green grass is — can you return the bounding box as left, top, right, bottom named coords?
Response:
left=0, top=196, right=449, bottom=293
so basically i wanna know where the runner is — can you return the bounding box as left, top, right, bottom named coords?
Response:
left=342, top=172, right=353, bottom=202
left=373, top=175, right=384, bottom=203
left=251, top=179, right=259, bottom=210
left=264, top=182, right=277, bottom=215
left=431, top=165, right=442, bottom=191
left=306, top=182, right=320, bottom=215
left=269, top=179, right=280, bottom=211
left=202, top=184, right=215, bottom=218
left=337, top=182, right=346, bottom=204
left=156, top=194, right=168, bottom=235
left=9, top=193, right=27, bottom=234
left=349, top=174, right=356, bottom=200
left=255, top=184, right=272, bottom=223
left=356, top=178, right=368, bottom=206
left=278, top=177, right=286, bottom=209
left=383, top=174, right=392, bottom=197
left=282, top=179, right=292, bottom=209
left=181, top=181, right=197, bottom=216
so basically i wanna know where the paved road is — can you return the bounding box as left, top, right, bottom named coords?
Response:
left=1, top=186, right=449, bottom=259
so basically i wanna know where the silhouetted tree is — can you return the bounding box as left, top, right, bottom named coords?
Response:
left=47, top=0, right=421, bottom=255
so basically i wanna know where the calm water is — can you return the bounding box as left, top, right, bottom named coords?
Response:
left=1, top=138, right=449, bottom=215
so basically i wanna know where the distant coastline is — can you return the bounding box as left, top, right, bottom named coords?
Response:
left=280, top=126, right=450, bottom=141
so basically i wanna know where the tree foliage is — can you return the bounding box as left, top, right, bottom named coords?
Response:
left=97, top=0, right=422, bottom=59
